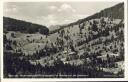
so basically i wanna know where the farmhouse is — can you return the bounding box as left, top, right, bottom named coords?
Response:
left=97, top=53, right=119, bottom=61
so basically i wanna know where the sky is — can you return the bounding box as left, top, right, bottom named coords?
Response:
left=4, top=2, right=120, bottom=27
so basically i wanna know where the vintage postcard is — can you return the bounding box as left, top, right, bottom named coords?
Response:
left=0, top=0, right=128, bottom=81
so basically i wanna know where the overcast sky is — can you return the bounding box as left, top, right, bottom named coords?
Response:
left=4, top=2, right=120, bottom=27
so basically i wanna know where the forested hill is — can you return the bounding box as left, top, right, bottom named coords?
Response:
left=69, top=2, right=124, bottom=26
left=3, top=17, right=49, bottom=35
left=49, top=3, right=124, bottom=34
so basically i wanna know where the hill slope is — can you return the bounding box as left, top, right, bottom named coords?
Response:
left=50, top=2, right=124, bottom=34
left=69, top=2, right=124, bottom=26
left=3, top=17, right=49, bottom=35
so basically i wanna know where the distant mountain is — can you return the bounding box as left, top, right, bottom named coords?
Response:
left=3, top=17, right=49, bottom=35
left=48, top=25, right=61, bottom=31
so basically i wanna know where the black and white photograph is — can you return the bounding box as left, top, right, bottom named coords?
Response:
left=2, top=0, right=126, bottom=79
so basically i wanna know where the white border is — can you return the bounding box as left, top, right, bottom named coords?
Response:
left=1, top=0, right=128, bottom=81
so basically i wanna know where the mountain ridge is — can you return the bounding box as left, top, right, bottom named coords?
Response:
left=66, top=2, right=124, bottom=26
left=49, top=2, right=124, bottom=34
left=3, top=16, right=49, bottom=35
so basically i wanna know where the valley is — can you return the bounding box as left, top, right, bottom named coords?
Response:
left=3, top=3, right=124, bottom=78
